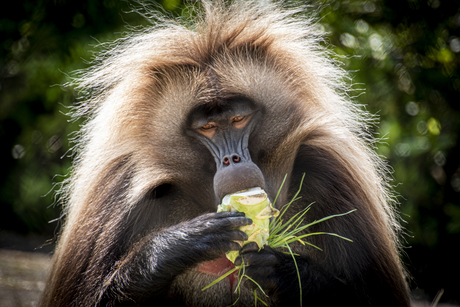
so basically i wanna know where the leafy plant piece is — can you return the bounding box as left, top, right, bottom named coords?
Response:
left=217, top=187, right=280, bottom=262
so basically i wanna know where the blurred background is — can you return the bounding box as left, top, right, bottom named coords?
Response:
left=1, top=0, right=459, bottom=305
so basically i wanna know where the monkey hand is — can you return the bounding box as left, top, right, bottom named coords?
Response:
left=149, top=211, right=252, bottom=277
left=233, top=242, right=306, bottom=300
left=233, top=242, right=348, bottom=304
left=165, top=211, right=252, bottom=264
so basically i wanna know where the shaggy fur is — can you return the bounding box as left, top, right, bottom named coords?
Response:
left=41, top=1, right=409, bottom=306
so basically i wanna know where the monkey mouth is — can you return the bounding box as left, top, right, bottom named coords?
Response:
left=197, top=255, right=239, bottom=291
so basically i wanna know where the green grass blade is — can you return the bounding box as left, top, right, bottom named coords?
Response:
left=289, top=232, right=353, bottom=243
left=302, top=241, right=323, bottom=251
left=270, top=174, right=306, bottom=229
left=235, top=260, right=246, bottom=293
left=271, top=174, right=288, bottom=208
left=270, top=204, right=311, bottom=240
left=285, top=243, right=302, bottom=307
left=303, top=210, right=357, bottom=229
left=245, top=275, right=268, bottom=298
left=254, top=289, right=269, bottom=306
left=201, top=267, right=239, bottom=291
left=275, top=209, right=309, bottom=237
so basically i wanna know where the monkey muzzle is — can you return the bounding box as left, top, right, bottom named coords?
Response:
left=210, top=128, right=266, bottom=202
left=213, top=158, right=266, bottom=202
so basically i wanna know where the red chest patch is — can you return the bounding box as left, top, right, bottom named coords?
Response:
left=197, top=255, right=239, bottom=292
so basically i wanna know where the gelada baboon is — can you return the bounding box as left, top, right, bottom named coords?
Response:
left=41, top=1, right=410, bottom=306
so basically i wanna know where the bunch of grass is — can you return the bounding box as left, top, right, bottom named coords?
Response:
left=202, top=174, right=355, bottom=306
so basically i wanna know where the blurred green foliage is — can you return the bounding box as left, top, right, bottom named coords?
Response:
left=1, top=0, right=459, bottom=304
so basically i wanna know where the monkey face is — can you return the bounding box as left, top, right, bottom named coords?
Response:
left=187, top=98, right=266, bottom=201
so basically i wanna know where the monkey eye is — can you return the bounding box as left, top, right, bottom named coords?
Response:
left=231, top=115, right=250, bottom=129
left=201, top=123, right=216, bottom=130
left=198, top=122, right=217, bottom=138
left=232, top=115, right=245, bottom=123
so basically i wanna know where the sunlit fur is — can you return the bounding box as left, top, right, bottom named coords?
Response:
left=42, top=1, right=408, bottom=306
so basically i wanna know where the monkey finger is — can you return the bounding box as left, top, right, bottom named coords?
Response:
left=240, top=242, right=259, bottom=254
left=219, top=230, right=248, bottom=242
left=244, top=265, right=275, bottom=277
left=227, top=241, right=243, bottom=252
left=205, top=231, right=247, bottom=250
left=234, top=255, right=243, bottom=266
left=218, top=216, right=252, bottom=229
left=238, top=250, right=278, bottom=267
left=214, top=211, right=246, bottom=219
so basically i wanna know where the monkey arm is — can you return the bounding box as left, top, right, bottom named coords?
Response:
left=100, top=212, right=251, bottom=305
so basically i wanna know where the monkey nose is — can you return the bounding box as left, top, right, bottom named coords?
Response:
left=223, top=155, right=241, bottom=166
